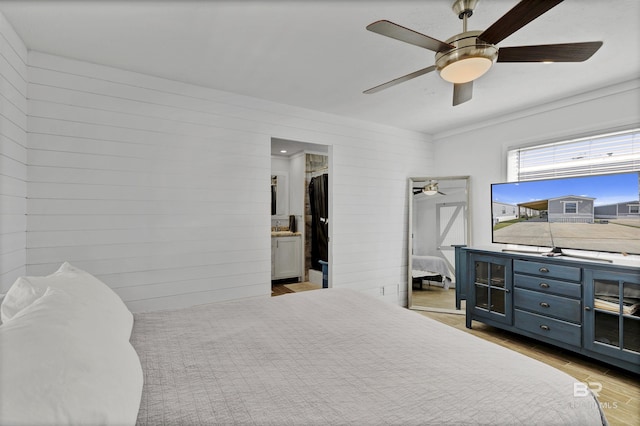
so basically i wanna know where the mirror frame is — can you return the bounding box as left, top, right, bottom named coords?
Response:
left=408, top=176, right=471, bottom=314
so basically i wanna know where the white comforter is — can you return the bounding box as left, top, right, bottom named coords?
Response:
left=412, top=255, right=453, bottom=289
left=130, top=288, right=605, bottom=425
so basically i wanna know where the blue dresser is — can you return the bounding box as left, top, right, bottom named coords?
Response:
left=455, top=246, right=640, bottom=373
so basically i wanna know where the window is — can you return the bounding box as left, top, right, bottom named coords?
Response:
left=507, top=128, right=640, bottom=182
left=564, top=202, right=577, bottom=214
left=631, top=205, right=639, bottom=214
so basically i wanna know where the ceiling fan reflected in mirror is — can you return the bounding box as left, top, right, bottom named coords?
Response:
left=413, top=181, right=446, bottom=196
left=364, top=0, right=603, bottom=106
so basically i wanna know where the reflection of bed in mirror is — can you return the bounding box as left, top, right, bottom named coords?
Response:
left=412, top=255, right=452, bottom=290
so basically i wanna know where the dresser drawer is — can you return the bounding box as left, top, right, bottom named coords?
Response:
left=515, top=309, right=582, bottom=347
left=514, top=274, right=582, bottom=298
left=514, top=288, right=582, bottom=323
left=514, top=260, right=581, bottom=282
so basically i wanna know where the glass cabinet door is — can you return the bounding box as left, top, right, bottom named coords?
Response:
left=585, top=270, right=640, bottom=364
left=470, top=254, right=512, bottom=324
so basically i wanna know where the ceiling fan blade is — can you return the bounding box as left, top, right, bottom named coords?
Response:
left=366, top=20, right=453, bottom=52
left=453, top=81, right=473, bottom=106
left=478, top=0, right=564, bottom=45
left=497, top=42, right=603, bottom=62
left=363, top=65, right=436, bottom=94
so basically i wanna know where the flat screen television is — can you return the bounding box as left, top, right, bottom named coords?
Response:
left=491, top=172, right=640, bottom=256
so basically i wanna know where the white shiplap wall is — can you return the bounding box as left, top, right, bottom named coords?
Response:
left=24, top=50, right=433, bottom=311
left=0, top=13, right=27, bottom=290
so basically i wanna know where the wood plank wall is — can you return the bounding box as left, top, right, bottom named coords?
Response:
left=2, top=11, right=434, bottom=310
left=0, top=13, right=27, bottom=289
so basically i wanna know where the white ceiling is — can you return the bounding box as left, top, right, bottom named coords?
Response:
left=271, top=138, right=328, bottom=158
left=1, top=0, right=638, bottom=138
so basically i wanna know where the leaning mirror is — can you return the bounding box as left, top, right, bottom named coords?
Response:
left=408, top=176, right=470, bottom=313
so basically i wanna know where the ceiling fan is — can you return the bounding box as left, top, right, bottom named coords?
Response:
left=364, top=0, right=603, bottom=106
left=413, top=181, right=446, bottom=196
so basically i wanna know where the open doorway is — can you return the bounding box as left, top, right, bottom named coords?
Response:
left=271, top=138, right=330, bottom=296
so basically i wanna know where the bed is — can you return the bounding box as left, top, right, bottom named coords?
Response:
left=412, top=255, right=453, bottom=289
left=1, top=263, right=607, bottom=425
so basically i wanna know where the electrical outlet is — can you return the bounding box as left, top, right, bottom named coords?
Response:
left=381, top=284, right=399, bottom=296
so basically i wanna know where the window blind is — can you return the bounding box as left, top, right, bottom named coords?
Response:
left=507, top=128, right=640, bottom=181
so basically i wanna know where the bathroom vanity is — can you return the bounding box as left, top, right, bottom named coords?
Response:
left=271, top=232, right=302, bottom=281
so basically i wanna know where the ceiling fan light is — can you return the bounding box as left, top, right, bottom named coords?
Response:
left=435, top=32, right=498, bottom=84
left=422, top=183, right=438, bottom=195
left=439, top=56, right=492, bottom=83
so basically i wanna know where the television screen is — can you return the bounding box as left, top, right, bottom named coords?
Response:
left=491, top=172, right=640, bottom=255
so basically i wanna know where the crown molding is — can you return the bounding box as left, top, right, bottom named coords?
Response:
left=433, top=78, right=640, bottom=141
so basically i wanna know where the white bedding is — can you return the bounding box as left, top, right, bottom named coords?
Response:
left=0, top=263, right=142, bottom=426
left=412, top=255, right=452, bottom=289
left=131, top=288, right=606, bottom=425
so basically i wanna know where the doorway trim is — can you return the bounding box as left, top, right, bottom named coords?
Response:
left=270, top=138, right=332, bottom=290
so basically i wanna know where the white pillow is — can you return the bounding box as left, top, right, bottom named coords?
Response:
left=0, top=262, right=133, bottom=340
left=0, top=277, right=44, bottom=322
left=0, top=286, right=143, bottom=426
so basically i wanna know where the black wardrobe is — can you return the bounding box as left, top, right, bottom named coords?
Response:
left=308, top=173, right=328, bottom=270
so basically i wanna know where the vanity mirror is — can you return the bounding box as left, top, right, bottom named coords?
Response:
left=408, top=176, right=470, bottom=313
left=271, top=173, right=289, bottom=218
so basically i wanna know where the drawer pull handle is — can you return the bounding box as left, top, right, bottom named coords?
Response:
left=539, top=282, right=550, bottom=288
left=539, top=267, right=549, bottom=273
left=585, top=306, right=591, bottom=311
left=540, top=302, right=550, bottom=308
left=540, top=325, right=550, bottom=331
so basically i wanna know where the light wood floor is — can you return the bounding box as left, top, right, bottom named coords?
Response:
left=410, top=284, right=464, bottom=311
left=271, top=281, right=320, bottom=296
